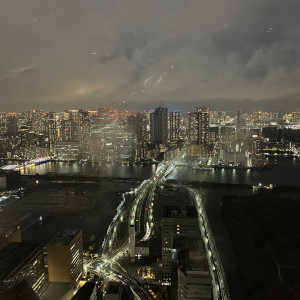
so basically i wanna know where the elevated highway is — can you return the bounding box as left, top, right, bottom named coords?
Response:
left=90, top=147, right=230, bottom=300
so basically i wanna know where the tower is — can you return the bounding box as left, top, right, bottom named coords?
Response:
left=46, top=112, right=57, bottom=155
left=150, top=106, right=168, bottom=145
left=190, top=107, right=210, bottom=145
left=169, top=110, right=180, bottom=144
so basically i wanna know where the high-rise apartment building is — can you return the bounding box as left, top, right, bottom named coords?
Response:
left=150, top=106, right=168, bottom=145
left=136, top=112, right=148, bottom=143
left=169, top=110, right=181, bottom=144
left=46, top=112, right=57, bottom=155
left=189, top=107, right=210, bottom=146
left=78, top=110, right=90, bottom=159
left=47, top=229, right=83, bottom=288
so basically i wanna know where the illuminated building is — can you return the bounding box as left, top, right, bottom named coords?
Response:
left=169, top=110, right=181, bottom=144
left=0, top=242, right=47, bottom=298
left=137, top=112, right=148, bottom=143
left=189, top=107, right=210, bottom=146
left=46, top=112, right=57, bottom=156
left=55, top=141, right=79, bottom=161
left=135, top=112, right=148, bottom=162
left=47, top=229, right=83, bottom=288
left=78, top=110, right=90, bottom=159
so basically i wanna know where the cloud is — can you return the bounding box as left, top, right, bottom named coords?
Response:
left=0, top=0, right=299, bottom=111
left=0, top=65, right=38, bottom=80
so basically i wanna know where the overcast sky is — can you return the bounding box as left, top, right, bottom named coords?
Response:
left=1, top=0, right=300, bottom=112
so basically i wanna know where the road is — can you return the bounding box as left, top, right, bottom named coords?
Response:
left=87, top=147, right=194, bottom=299
left=186, top=187, right=231, bottom=300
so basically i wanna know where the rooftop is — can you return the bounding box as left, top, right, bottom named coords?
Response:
left=49, top=229, right=80, bottom=246
left=163, top=205, right=198, bottom=218
left=0, top=227, right=20, bottom=238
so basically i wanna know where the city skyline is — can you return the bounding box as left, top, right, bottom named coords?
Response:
left=1, top=0, right=300, bottom=112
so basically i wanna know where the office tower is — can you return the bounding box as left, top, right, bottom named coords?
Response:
left=150, top=106, right=168, bottom=145
left=0, top=242, right=47, bottom=298
left=47, top=229, right=83, bottom=288
left=0, top=226, right=21, bottom=250
left=189, top=107, right=210, bottom=146
left=169, top=110, right=180, bottom=144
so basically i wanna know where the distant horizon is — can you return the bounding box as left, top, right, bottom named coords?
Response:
left=1, top=95, right=300, bottom=114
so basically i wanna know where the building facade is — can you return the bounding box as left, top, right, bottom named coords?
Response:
left=47, top=229, right=83, bottom=288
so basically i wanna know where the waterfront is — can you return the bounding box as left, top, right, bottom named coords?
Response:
left=1, top=157, right=300, bottom=300
left=1, top=156, right=300, bottom=186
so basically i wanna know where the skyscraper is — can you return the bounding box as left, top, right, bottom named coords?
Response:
left=150, top=106, right=168, bottom=145
left=46, top=112, right=57, bottom=155
left=78, top=110, right=90, bottom=159
left=169, top=110, right=180, bottom=144
left=189, top=107, right=210, bottom=146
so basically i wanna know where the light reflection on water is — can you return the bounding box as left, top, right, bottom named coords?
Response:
left=1, top=157, right=300, bottom=186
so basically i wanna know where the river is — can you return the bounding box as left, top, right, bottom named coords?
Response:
left=1, top=157, right=300, bottom=299
left=1, top=156, right=300, bottom=186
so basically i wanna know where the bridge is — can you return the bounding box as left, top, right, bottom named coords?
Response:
left=88, top=147, right=230, bottom=299
left=0, top=157, right=51, bottom=171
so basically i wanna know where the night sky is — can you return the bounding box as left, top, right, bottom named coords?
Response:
left=1, top=0, right=300, bottom=112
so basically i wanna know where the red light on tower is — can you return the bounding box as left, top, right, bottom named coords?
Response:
left=17, top=226, right=21, bottom=229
